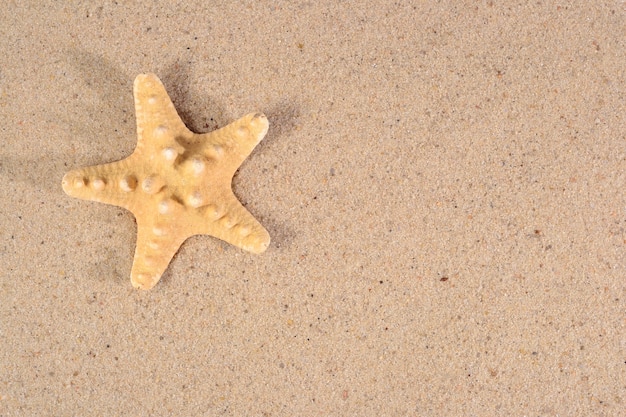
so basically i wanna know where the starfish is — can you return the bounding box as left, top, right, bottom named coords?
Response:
left=62, top=73, right=270, bottom=290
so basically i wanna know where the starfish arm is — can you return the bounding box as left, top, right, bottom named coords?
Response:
left=130, top=216, right=188, bottom=290
left=198, top=192, right=270, bottom=254
left=200, top=113, right=269, bottom=178
left=133, top=73, right=194, bottom=155
left=61, top=156, right=141, bottom=211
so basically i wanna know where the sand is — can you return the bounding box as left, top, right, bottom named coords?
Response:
left=1, top=1, right=624, bottom=415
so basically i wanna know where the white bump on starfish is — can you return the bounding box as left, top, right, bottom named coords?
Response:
left=152, top=226, right=166, bottom=236
left=158, top=199, right=173, bottom=215
left=236, top=126, right=249, bottom=138
left=141, top=175, right=164, bottom=194
left=73, top=177, right=85, bottom=189
left=91, top=177, right=105, bottom=191
left=206, top=144, right=223, bottom=159
left=190, top=157, right=205, bottom=175
left=154, top=125, right=168, bottom=137
left=162, top=147, right=178, bottom=162
left=203, top=204, right=221, bottom=220
left=219, top=216, right=235, bottom=229
left=187, top=190, right=203, bottom=208
left=119, top=175, right=137, bottom=192
left=236, top=225, right=251, bottom=236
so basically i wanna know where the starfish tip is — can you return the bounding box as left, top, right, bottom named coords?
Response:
left=61, top=170, right=84, bottom=197
left=245, top=232, right=271, bottom=254
left=131, top=272, right=159, bottom=290
left=250, top=112, right=269, bottom=139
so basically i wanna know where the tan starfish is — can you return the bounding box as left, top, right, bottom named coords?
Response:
left=62, top=73, right=270, bottom=290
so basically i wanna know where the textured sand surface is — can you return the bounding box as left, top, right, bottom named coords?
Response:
left=1, top=1, right=624, bottom=415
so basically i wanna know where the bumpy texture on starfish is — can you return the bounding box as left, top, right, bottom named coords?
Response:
left=62, top=73, right=270, bottom=290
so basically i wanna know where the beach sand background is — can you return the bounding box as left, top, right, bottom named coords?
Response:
left=1, top=1, right=624, bottom=415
